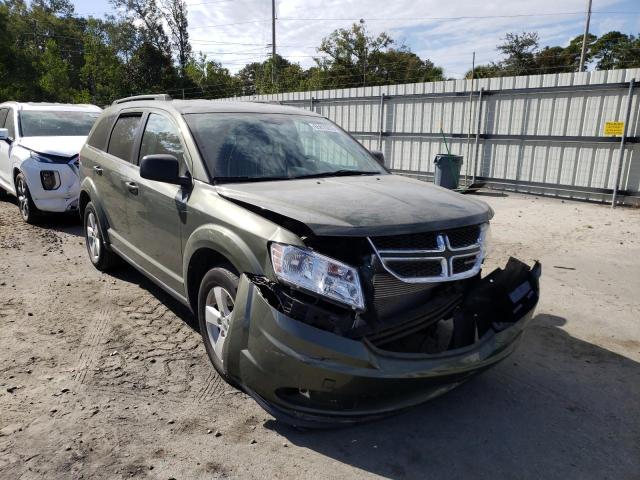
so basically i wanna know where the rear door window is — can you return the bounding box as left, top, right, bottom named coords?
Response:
left=107, top=114, right=142, bottom=163
left=0, top=108, right=8, bottom=127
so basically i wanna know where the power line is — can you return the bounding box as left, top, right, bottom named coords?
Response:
left=274, top=11, right=640, bottom=22
left=190, top=19, right=271, bottom=29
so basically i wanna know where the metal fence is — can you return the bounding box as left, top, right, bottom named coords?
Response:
left=220, top=68, right=640, bottom=205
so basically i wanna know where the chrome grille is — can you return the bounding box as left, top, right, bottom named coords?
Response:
left=369, top=224, right=487, bottom=283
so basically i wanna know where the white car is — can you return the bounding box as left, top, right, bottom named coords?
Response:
left=0, top=102, right=101, bottom=223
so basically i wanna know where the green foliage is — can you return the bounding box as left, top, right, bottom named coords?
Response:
left=498, top=32, right=540, bottom=76
left=467, top=30, right=638, bottom=78
left=592, top=32, right=640, bottom=70
left=0, top=4, right=637, bottom=105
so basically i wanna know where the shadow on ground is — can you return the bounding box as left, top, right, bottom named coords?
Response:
left=105, top=261, right=640, bottom=479
left=265, top=314, right=640, bottom=479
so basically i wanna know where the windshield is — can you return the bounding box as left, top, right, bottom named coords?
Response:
left=19, top=110, right=100, bottom=137
left=185, top=113, right=386, bottom=182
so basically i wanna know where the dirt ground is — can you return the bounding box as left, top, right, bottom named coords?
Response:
left=0, top=190, right=639, bottom=480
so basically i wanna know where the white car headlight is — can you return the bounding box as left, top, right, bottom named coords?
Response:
left=270, top=243, right=365, bottom=311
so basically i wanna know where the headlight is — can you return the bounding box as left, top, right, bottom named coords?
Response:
left=40, top=170, right=61, bottom=190
left=270, top=243, right=365, bottom=311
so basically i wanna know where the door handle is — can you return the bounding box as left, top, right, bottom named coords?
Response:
left=125, top=181, right=139, bottom=195
left=93, top=166, right=103, bottom=176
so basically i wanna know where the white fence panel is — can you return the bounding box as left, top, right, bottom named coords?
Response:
left=220, top=68, right=640, bottom=204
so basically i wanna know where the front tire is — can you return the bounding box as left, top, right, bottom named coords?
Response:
left=84, top=202, right=118, bottom=271
left=198, top=267, right=240, bottom=386
left=15, top=173, right=41, bottom=224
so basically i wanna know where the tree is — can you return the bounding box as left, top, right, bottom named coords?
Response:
left=38, top=39, right=75, bottom=101
left=497, top=32, right=539, bottom=75
left=186, top=52, right=242, bottom=98
left=111, top=0, right=171, bottom=55
left=163, top=0, right=191, bottom=81
left=315, top=22, right=393, bottom=88
left=592, top=32, right=640, bottom=70
left=127, top=41, right=179, bottom=94
left=80, top=19, right=128, bottom=104
left=368, top=48, right=443, bottom=84
left=312, top=22, right=442, bottom=89
left=111, top=0, right=179, bottom=93
left=465, top=63, right=503, bottom=79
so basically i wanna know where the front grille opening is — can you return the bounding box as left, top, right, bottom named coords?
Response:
left=447, top=225, right=481, bottom=248
left=452, top=255, right=479, bottom=274
left=371, top=231, right=438, bottom=251
left=385, top=260, right=443, bottom=278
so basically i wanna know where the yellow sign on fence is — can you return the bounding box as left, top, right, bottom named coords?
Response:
left=604, top=121, right=625, bottom=136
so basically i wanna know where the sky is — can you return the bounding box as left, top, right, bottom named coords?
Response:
left=72, top=0, right=640, bottom=79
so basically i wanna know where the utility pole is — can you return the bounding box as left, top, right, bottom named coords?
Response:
left=271, top=0, right=277, bottom=87
left=578, top=0, right=592, bottom=72
left=465, top=51, right=476, bottom=187
left=360, top=18, right=366, bottom=87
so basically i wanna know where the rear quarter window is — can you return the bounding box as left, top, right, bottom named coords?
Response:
left=87, top=113, right=116, bottom=150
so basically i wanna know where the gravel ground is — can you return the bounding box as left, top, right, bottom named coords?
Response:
left=0, top=190, right=639, bottom=480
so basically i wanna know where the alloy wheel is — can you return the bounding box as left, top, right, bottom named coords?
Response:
left=16, top=176, right=29, bottom=220
left=86, top=211, right=101, bottom=263
left=204, top=286, right=235, bottom=363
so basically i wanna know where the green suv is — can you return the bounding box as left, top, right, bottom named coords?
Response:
left=79, top=94, right=540, bottom=426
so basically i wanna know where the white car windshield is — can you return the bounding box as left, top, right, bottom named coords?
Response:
left=19, top=110, right=100, bottom=137
left=185, top=113, right=386, bottom=183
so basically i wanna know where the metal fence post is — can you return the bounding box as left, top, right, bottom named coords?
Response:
left=471, top=87, right=484, bottom=186
left=309, top=96, right=315, bottom=112
left=611, top=78, right=635, bottom=208
left=377, top=93, right=387, bottom=152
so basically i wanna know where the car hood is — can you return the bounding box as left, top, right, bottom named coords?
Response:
left=18, top=136, right=86, bottom=158
left=217, top=174, right=493, bottom=236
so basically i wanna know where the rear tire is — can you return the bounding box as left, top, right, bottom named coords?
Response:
left=15, top=173, right=41, bottom=224
left=198, top=267, right=240, bottom=387
left=84, top=202, right=118, bottom=272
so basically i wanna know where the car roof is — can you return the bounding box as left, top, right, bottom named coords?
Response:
left=111, top=99, right=321, bottom=117
left=0, top=102, right=102, bottom=112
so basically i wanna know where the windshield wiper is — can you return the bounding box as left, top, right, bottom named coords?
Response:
left=214, top=176, right=290, bottom=184
left=292, top=170, right=381, bottom=180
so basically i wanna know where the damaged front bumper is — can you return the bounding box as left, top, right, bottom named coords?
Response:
left=222, top=258, right=541, bottom=427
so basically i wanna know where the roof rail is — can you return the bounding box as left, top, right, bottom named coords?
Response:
left=112, top=94, right=172, bottom=105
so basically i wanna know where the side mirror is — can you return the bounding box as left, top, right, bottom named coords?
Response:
left=0, top=128, right=8, bottom=142
left=140, top=154, right=191, bottom=187
left=370, top=150, right=385, bottom=167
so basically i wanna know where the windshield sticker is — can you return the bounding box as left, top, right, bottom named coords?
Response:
left=307, top=122, right=340, bottom=133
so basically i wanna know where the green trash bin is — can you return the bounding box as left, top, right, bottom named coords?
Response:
left=433, top=154, right=463, bottom=189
